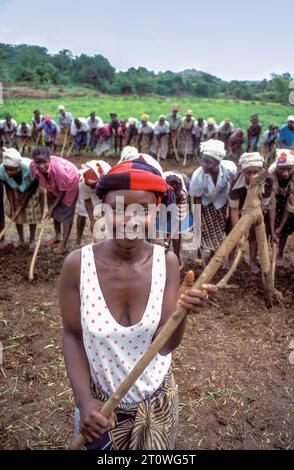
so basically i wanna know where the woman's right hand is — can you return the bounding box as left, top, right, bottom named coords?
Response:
left=79, top=398, right=115, bottom=443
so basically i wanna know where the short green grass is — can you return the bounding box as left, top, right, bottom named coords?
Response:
left=0, top=87, right=291, bottom=130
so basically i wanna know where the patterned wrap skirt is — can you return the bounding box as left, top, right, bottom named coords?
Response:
left=74, top=370, right=179, bottom=450
left=201, top=202, right=227, bottom=251
left=5, top=187, right=45, bottom=224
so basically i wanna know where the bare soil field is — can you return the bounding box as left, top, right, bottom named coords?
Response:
left=0, top=155, right=293, bottom=450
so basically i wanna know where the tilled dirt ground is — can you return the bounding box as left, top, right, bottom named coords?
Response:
left=0, top=155, right=293, bottom=450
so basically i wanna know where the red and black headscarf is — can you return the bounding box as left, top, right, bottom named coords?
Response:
left=96, top=158, right=175, bottom=205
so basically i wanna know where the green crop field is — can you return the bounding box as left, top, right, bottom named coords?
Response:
left=0, top=86, right=291, bottom=130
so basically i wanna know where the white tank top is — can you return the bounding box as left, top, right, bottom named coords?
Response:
left=80, top=243, right=171, bottom=404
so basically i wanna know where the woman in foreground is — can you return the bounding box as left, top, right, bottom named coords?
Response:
left=59, top=158, right=217, bottom=450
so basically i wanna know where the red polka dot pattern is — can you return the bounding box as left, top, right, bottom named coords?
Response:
left=80, top=244, right=171, bottom=403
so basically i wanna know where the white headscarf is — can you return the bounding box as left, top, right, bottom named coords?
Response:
left=128, top=117, right=137, bottom=127
left=200, top=139, right=226, bottom=162
left=3, top=147, right=23, bottom=168
left=239, top=152, right=264, bottom=170
left=119, top=146, right=139, bottom=162
left=119, top=146, right=163, bottom=175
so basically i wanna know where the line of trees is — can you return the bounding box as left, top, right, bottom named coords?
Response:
left=0, top=43, right=293, bottom=104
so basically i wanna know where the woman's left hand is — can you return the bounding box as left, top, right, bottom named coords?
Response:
left=177, top=270, right=218, bottom=314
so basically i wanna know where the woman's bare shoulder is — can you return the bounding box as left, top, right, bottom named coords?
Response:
left=61, top=248, right=82, bottom=280
left=165, top=250, right=180, bottom=272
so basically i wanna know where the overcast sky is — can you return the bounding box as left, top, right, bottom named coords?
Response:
left=0, top=0, right=293, bottom=81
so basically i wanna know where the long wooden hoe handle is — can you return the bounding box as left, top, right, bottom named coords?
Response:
left=171, top=133, right=179, bottom=162
left=28, top=218, right=49, bottom=281
left=183, top=133, right=188, bottom=167
left=61, top=131, right=68, bottom=158
left=271, top=242, right=278, bottom=287
left=0, top=205, right=24, bottom=240
left=66, top=142, right=74, bottom=158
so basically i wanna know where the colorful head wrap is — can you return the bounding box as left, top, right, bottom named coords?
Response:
left=44, top=114, right=51, bottom=123
left=200, top=139, right=226, bottom=162
left=172, top=104, right=179, bottom=111
left=239, top=152, right=264, bottom=170
left=3, top=147, right=23, bottom=167
left=275, top=149, right=294, bottom=167
left=141, top=113, right=149, bottom=121
left=96, top=158, right=174, bottom=205
left=185, top=109, right=193, bottom=116
left=81, top=160, right=111, bottom=183
left=83, top=168, right=101, bottom=183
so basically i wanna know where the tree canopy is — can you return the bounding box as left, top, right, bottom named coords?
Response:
left=0, top=43, right=293, bottom=105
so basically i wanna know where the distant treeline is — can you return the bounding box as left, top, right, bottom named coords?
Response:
left=0, top=43, right=293, bottom=104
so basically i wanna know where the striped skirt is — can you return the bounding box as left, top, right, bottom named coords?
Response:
left=75, top=370, right=179, bottom=450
